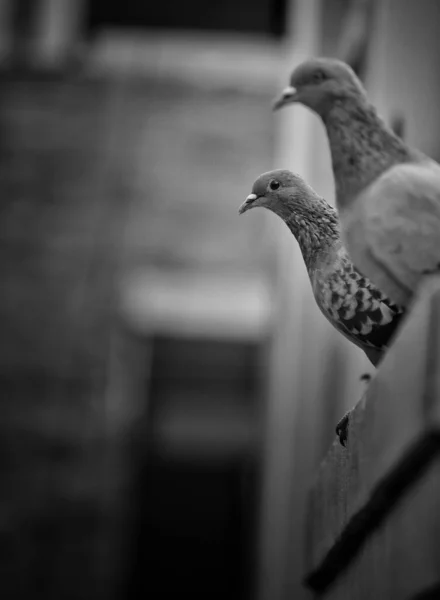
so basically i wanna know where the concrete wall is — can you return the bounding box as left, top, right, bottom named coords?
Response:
left=365, top=0, right=440, bottom=159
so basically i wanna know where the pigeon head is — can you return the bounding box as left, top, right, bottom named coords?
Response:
left=239, top=168, right=338, bottom=227
left=239, top=169, right=340, bottom=262
left=272, top=57, right=366, bottom=116
left=239, top=169, right=312, bottom=219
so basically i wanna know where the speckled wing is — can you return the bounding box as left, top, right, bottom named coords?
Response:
left=313, top=251, right=404, bottom=358
left=355, top=161, right=440, bottom=307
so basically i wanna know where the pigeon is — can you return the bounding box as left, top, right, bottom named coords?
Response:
left=239, top=169, right=405, bottom=446
left=272, top=57, right=440, bottom=309
left=239, top=169, right=404, bottom=366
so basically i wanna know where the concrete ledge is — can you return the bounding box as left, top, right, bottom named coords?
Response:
left=87, top=29, right=282, bottom=92
left=120, top=268, right=271, bottom=342
left=304, top=275, right=440, bottom=597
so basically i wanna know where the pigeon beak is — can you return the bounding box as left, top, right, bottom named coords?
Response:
left=238, top=193, right=258, bottom=215
left=272, top=86, right=298, bottom=111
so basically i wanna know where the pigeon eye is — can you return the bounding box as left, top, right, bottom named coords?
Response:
left=313, top=70, right=326, bottom=83
left=269, top=180, right=280, bottom=191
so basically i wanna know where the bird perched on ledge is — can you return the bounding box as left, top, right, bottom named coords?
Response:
left=239, top=169, right=404, bottom=445
left=273, top=57, right=440, bottom=309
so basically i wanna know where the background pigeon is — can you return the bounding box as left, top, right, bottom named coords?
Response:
left=273, top=58, right=440, bottom=309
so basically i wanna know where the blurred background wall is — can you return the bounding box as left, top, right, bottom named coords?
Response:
left=0, top=0, right=438, bottom=599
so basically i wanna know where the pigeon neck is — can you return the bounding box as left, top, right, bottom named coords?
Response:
left=322, top=97, right=411, bottom=209
left=286, top=208, right=339, bottom=268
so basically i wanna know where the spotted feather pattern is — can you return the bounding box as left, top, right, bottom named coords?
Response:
left=311, top=244, right=404, bottom=356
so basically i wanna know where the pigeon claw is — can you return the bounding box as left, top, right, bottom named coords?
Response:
left=336, top=411, right=351, bottom=447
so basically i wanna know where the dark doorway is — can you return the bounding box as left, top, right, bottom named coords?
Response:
left=127, top=456, right=257, bottom=599
left=125, top=335, right=261, bottom=600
